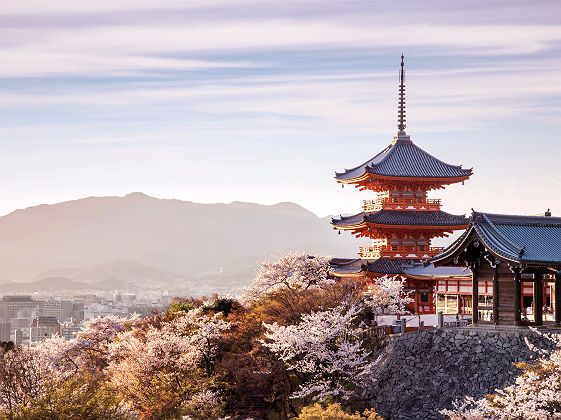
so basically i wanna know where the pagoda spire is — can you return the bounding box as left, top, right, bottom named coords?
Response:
left=397, top=54, right=406, bottom=135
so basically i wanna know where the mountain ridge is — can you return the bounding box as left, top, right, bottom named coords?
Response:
left=0, top=193, right=363, bottom=292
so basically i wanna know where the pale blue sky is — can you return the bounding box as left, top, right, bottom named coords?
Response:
left=0, top=0, right=560, bottom=219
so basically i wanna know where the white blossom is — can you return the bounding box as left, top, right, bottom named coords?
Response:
left=240, top=253, right=333, bottom=305
left=262, top=303, right=370, bottom=401
left=364, top=275, right=413, bottom=315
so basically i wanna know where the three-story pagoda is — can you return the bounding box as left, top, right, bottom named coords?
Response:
left=331, top=56, right=473, bottom=313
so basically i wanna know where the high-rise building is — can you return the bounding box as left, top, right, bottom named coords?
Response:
left=0, top=322, right=10, bottom=343
left=2, top=296, right=40, bottom=318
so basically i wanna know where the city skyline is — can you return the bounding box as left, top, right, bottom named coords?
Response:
left=1, top=0, right=560, bottom=218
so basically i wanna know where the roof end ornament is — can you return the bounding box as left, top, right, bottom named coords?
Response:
left=394, top=54, right=411, bottom=143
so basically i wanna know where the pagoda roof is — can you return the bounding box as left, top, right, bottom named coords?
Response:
left=403, top=263, right=471, bottom=279
left=330, top=258, right=367, bottom=275
left=365, top=258, right=424, bottom=275
left=332, top=210, right=469, bottom=229
left=431, top=211, right=561, bottom=267
left=330, top=257, right=424, bottom=276
left=335, top=135, right=473, bottom=182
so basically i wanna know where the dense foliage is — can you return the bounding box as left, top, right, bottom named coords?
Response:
left=0, top=252, right=413, bottom=419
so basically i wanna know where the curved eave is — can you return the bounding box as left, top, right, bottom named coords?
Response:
left=330, top=258, right=369, bottom=277
left=430, top=225, right=524, bottom=267
left=332, top=222, right=367, bottom=231
left=472, top=218, right=521, bottom=264
left=336, top=173, right=472, bottom=185
left=364, top=223, right=469, bottom=230
left=331, top=223, right=468, bottom=235
left=331, top=271, right=366, bottom=278
left=429, top=225, right=476, bottom=266
left=406, top=273, right=471, bottom=281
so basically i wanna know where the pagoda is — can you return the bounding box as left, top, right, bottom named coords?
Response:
left=331, top=56, right=473, bottom=313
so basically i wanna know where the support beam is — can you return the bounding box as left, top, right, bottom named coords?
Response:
left=472, top=268, right=478, bottom=324
left=513, top=267, right=521, bottom=326
left=492, top=266, right=499, bottom=324
left=555, top=270, right=561, bottom=325
left=534, top=269, right=543, bottom=326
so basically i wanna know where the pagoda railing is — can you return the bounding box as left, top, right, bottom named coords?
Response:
left=359, top=245, right=444, bottom=259
left=363, top=197, right=441, bottom=212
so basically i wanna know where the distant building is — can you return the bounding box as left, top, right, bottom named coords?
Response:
left=14, top=329, right=22, bottom=346
left=3, top=295, right=40, bottom=318
left=29, top=326, right=57, bottom=343
left=60, top=324, right=81, bottom=340
left=10, top=318, right=31, bottom=331
left=40, top=300, right=73, bottom=321
left=0, top=322, right=10, bottom=343
left=31, top=315, right=60, bottom=330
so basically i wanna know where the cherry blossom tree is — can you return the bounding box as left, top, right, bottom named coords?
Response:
left=107, top=309, right=230, bottom=419
left=483, top=350, right=561, bottom=419
left=0, top=345, right=48, bottom=413
left=240, top=253, right=333, bottom=305
left=364, top=275, right=413, bottom=315
left=262, top=302, right=370, bottom=401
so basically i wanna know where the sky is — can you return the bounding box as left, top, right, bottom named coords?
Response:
left=0, top=0, right=560, bottom=219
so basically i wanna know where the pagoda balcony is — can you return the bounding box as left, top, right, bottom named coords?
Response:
left=363, top=197, right=441, bottom=212
left=358, top=245, right=445, bottom=259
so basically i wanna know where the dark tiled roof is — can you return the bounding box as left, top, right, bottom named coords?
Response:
left=332, top=210, right=468, bottom=228
left=336, top=135, right=472, bottom=181
left=403, top=263, right=472, bottom=279
left=365, top=258, right=423, bottom=275
left=475, top=212, right=561, bottom=265
left=431, top=211, right=561, bottom=266
left=330, top=258, right=367, bottom=275
left=331, top=212, right=366, bottom=227
left=330, top=257, right=424, bottom=275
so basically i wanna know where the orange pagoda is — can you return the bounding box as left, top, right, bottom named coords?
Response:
left=330, top=56, right=473, bottom=313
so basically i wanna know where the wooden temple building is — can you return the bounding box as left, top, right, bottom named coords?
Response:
left=330, top=56, right=473, bottom=313
left=430, top=211, right=561, bottom=326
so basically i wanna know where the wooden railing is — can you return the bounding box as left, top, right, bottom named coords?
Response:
left=443, top=319, right=472, bottom=328
left=359, top=245, right=444, bottom=259
left=359, top=325, right=390, bottom=340
left=363, top=197, right=441, bottom=212
left=343, top=325, right=390, bottom=342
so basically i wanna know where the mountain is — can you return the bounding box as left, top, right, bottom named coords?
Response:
left=0, top=193, right=363, bottom=293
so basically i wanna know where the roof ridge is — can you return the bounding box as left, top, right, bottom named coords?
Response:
left=364, top=141, right=398, bottom=171
left=366, top=209, right=467, bottom=217
left=334, top=143, right=393, bottom=177
left=476, top=213, right=522, bottom=256
left=405, top=141, right=469, bottom=171
left=497, top=221, right=561, bottom=227
left=476, top=210, right=561, bottom=221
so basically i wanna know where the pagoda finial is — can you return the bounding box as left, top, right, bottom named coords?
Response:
left=397, top=54, right=406, bottom=134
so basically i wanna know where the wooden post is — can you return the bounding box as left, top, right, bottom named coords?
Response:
left=513, top=267, right=521, bottom=326
left=534, top=269, right=543, bottom=326
left=472, top=268, right=479, bottom=324
left=555, top=270, right=561, bottom=325
left=492, top=266, right=499, bottom=324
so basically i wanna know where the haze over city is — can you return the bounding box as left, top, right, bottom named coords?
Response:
left=1, top=0, right=560, bottom=219
left=1, top=2, right=561, bottom=420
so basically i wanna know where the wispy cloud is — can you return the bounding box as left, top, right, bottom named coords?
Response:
left=2, top=21, right=561, bottom=78
left=0, top=0, right=559, bottom=219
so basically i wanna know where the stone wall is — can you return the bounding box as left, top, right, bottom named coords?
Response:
left=363, top=327, right=561, bottom=420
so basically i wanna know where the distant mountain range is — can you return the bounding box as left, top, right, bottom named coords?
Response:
left=0, top=193, right=363, bottom=295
